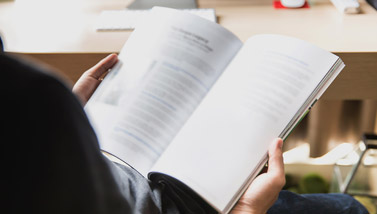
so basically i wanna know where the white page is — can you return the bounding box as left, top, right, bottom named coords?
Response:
left=151, top=34, right=340, bottom=212
left=85, top=7, right=242, bottom=176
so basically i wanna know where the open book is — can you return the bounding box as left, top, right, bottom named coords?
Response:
left=85, top=7, right=344, bottom=214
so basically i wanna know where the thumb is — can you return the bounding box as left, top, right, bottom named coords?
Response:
left=267, top=138, right=285, bottom=179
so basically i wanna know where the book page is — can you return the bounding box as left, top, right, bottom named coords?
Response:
left=85, top=7, right=242, bottom=176
left=151, top=34, right=341, bottom=212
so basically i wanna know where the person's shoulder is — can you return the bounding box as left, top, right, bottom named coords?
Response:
left=0, top=53, right=72, bottom=96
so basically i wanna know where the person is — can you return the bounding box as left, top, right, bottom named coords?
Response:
left=71, top=54, right=370, bottom=214
left=1, top=36, right=368, bottom=214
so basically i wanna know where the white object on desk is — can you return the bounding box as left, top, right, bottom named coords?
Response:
left=96, top=8, right=217, bottom=31
left=330, top=0, right=360, bottom=14
left=280, top=0, right=306, bottom=8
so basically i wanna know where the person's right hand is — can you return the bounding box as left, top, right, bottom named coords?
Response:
left=231, top=138, right=285, bottom=214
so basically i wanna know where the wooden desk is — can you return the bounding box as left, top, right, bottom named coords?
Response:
left=1, top=0, right=376, bottom=99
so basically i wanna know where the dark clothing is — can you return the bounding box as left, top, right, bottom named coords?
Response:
left=1, top=50, right=368, bottom=214
left=2, top=53, right=133, bottom=214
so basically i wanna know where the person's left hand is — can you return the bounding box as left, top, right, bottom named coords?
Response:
left=72, top=54, right=118, bottom=105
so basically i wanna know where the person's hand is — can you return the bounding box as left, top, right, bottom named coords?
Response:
left=72, top=53, right=118, bottom=105
left=231, top=138, right=285, bottom=214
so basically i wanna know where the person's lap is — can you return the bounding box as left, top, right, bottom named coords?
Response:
left=268, top=190, right=368, bottom=214
left=108, top=160, right=368, bottom=214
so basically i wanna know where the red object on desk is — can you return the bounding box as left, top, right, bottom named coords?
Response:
left=273, top=0, right=310, bottom=9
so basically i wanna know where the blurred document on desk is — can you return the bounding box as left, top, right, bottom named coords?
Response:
left=96, top=8, right=217, bottom=31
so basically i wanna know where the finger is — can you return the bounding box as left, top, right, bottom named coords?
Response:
left=87, top=53, right=118, bottom=79
left=267, top=138, right=284, bottom=178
